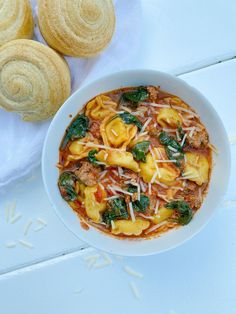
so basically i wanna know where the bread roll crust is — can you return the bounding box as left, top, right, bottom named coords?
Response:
left=0, top=39, right=71, bottom=121
left=0, top=0, right=34, bottom=46
left=38, top=0, right=115, bottom=57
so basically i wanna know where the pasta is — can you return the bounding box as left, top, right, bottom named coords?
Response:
left=58, top=85, right=212, bottom=238
left=112, top=219, right=150, bottom=236
left=100, top=115, right=137, bottom=149
left=86, top=96, right=117, bottom=120
left=157, top=108, right=182, bottom=127
left=84, top=185, right=107, bottom=222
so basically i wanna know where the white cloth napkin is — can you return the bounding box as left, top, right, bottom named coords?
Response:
left=0, top=0, right=141, bottom=190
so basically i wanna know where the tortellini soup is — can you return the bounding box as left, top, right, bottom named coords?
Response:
left=58, top=86, right=212, bottom=238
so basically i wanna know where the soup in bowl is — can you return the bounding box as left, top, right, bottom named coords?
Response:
left=42, top=70, right=230, bottom=256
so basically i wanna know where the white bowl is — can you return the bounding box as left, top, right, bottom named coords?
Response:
left=42, top=70, right=230, bottom=256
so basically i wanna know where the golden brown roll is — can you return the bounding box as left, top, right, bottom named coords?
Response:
left=0, top=0, right=34, bottom=46
left=0, top=39, right=71, bottom=121
left=38, top=0, right=116, bottom=57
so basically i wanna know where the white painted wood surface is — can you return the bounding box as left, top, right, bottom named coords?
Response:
left=1, top=1, right=236, bottom=313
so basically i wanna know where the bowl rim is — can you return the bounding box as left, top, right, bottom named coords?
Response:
left=42, top=69, right=231, bottom=256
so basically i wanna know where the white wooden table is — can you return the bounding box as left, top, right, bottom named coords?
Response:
left=1, top=1, right=236, bottom=313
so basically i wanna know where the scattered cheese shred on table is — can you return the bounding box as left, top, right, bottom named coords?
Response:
left=18, top=239, right=34, bottom=249
left=34, top=218, right=48, bottom=232
left=10, top=212, right=22, bottom=224
left=23, top=220, right=33, bottom=236
left=5, top=200, right=17, bottom=223
left=123, top=266, right=143, bottom=279
left=5, top=242, right=16, bottom=248
left=129, top=281, right=141, bottom=299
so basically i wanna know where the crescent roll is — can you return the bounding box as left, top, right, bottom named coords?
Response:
left=0, top=39, right=71, bottom=121
left=0, top=0, right=34, bottom=46
left=38, top=0, right=116, bottom=57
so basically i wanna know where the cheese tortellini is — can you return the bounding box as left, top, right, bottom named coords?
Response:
left=140, top=149, right=179, bottom=185
left=85, top=95, right=117, bottom=120
left=112, top=219, right=150, bottom=236
left=100, top=115, right=137, bottom=149
left=157, top=108, right=182, bottom=128
left=96, top=150, right=139, bottom=172
left=153, top=207, right=173, bottom=224
left=84, top=185, right=107, bottom=222
left=184, top=152, right=209, bottom=185
left=67, top=138, right=99, bottom=162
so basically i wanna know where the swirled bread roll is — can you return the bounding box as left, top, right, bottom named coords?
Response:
left=0, top=39, right=71, bottom=121
left=0, top=0, right=34, bottom=46
left=38, top=0, right=115, bottom=57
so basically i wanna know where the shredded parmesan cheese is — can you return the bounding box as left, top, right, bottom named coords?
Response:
left=109, top=186, right=133, bottom=196
left=104, top=153, right=108, bottom=160
left=109, top=176, right=117, bottom=185
left=23, top=220, right=33, bottom=236
left=167, top=145, right=178, bottom=152
left=138, top=213, right=154, bottom=220
left=19, top=239, right=34, bottom=249
left=99, top=170, right=107, bottom=179
left=129, top=282, right=141, bottom=299
left=140, top=117, right=152, bottom=133
left=118, top=167, right=123, bottom=177
left=140, top=181, right=147, bottom=192
left=158, top=194, right=169, bottom=202
left=5, top=200, right=17, bottom=223
left=104, top=196, right=120, bottom=201
left=120, top=105, right=132, bottom=113
left=5, top=242, right=16, bottom=248
left=124, top=266, right=143, bottom=278
left=111, top=129, right=118, bottom=137
left=154, top=200, right=160, bottom=214
left=208, top=143, right=218, bottom=154
left=176, top=130, right=181, bottom=141
left=111, top=220, right=116, bottom=229
left=180, top=133, right=188, bottom=147
left=148, top=183, right=152, bottom=195
left=149, top=146, right=161, bottom=177
left=129, top=202, right=136, bottom=222
left=155, top=159, right=177, bottom=163
left=151, top=169, right=160, bottom=184
left=156, top=181, right=168, bottom=188
left=178, top=175, right=199, bottom=180
left=37, top=218, right=47, bottom=226
left=10, top=213, right=22, bottom=224
left=172, top=152, right=181, bottom=157
left=145, top=221, right=168, bottom=234
left=112, top=170, right=119, bottom=176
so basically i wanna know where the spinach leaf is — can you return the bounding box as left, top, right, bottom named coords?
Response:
left=119, top=112, right=142, bottom=131
left=132, top=195, right=150, bottom=213
left=159, top=131, right=182, bottom=151
left=60, top=114, right=89, bottom=150
left=87, top=149, right=98, bottom=165
left=122, top=88, right=149, bottom=103
left=131, top=141, right=150, bottom=162
left=159, top=131, right=184, bottom=167
left=127, top=184, right=138, bottom=193
left=102, top=198, right=129, bottom=226
left=165, top=147, right=184, bottom=168
left=58, top=172, right=77, bottom=201
left=165, top=200, right=193, bottom=225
